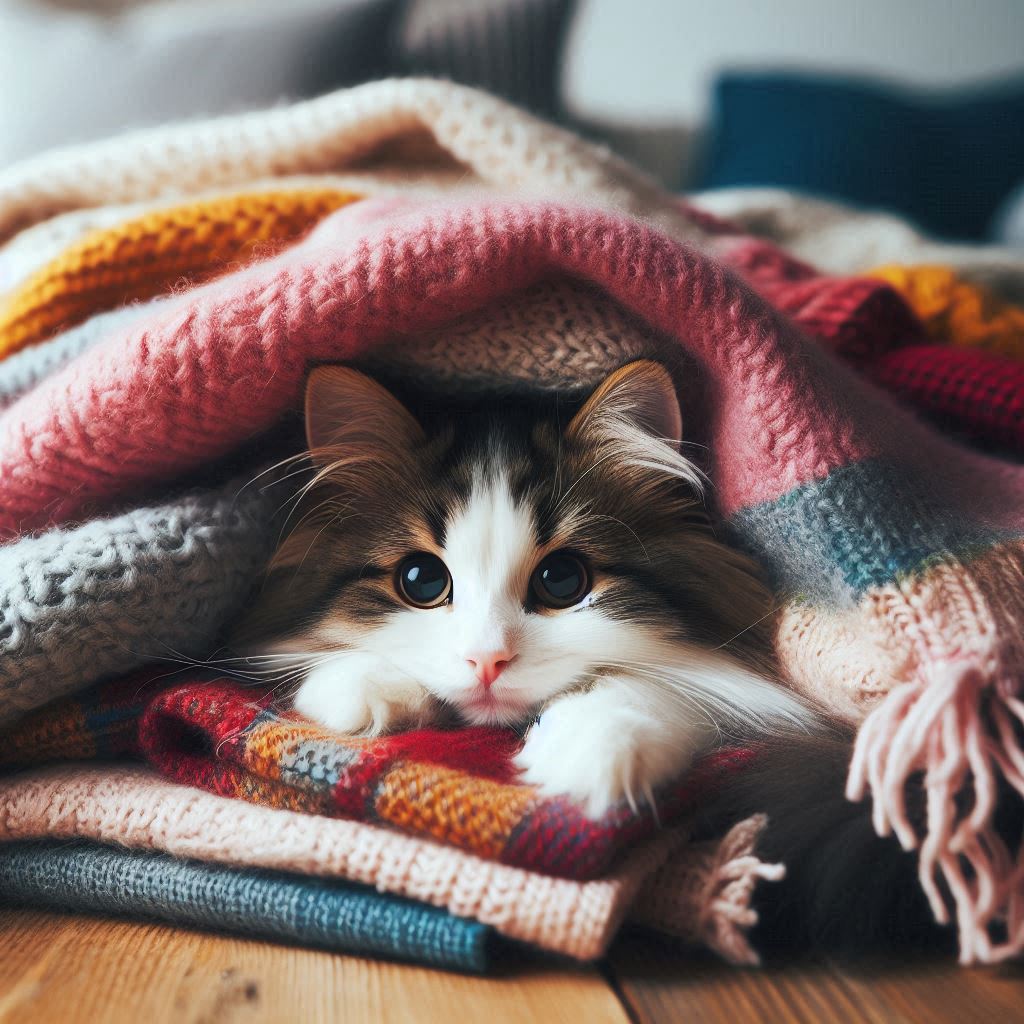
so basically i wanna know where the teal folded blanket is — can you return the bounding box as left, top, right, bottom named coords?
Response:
left=0, top=843, right=492, bottom=973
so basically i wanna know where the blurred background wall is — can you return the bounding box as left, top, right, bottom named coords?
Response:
left=2, top=0, right=1023, bottom=242
left=567, top=0, right=1024, bottom=122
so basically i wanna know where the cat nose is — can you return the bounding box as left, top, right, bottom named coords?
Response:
left=466, top=649, right=516, bottom=688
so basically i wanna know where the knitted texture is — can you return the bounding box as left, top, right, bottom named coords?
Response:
left=0, top=202, right=154, bottom=292
left=0, top=189, right=362, bottom=358
left=0, top=78, right=689, bottom=247
left=1, top=83, right=1023, bottom=962
left=15, top=237, right=1022, bottom=469
left=0, top=672, right=166, bottom=766
left=0, top=673, right=752, bottom=882
left=692, top=186, right=1024, bottom=305
left=712, top=238, right=1024, bottom=454
left=0, top=842, right=492, bottom=972
left=629, top=813, right=784, bottom=968
left=0, top=304, right=149, bottom=412
left=868, top=264, right=1024, bottom=358
left=0, top=194, right=996, bottom=532
left=867, top=344, right=1024, bottom=455
left=0, top=764, right=773, bottom=963
left=711, top=235, right=927, bottom=363
left=0, top=475, right=279, bottom=725
left=0, top=172, right=465, bottom=292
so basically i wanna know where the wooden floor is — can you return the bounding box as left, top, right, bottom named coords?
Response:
left=0, top=910, right=1021, bottom=1023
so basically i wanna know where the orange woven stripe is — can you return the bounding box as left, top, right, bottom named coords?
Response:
left=376, top=761, right=536, bottom=860
left=868, top=264, right=1024, bottom=359
left=0, top=188, right=362, bottom=360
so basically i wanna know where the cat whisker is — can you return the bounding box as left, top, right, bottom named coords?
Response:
left=577, top=513, right=650, bottom=562
left=235, top=451, right=311, bottom=496
left=640, top=781, right=660, bottom=822
left=289, top=512, right=362, bottom=579
left=624, top=783, right=639, bottom=816
left=710, top=603, right=785, bottom=652
left=551, top=449, right=622, bottom=513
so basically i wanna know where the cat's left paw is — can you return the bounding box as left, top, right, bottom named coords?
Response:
left=514, top=691, right=695, bottom=819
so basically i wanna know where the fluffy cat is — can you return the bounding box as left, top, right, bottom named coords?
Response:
left=231, top=359, right=980, bottom=956
left=231, top=359, right=817, bottom=817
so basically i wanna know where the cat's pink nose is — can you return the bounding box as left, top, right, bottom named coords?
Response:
left=466, top=650, right=515, bottom=688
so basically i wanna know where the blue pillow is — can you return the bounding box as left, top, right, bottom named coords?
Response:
left=698, top=72, right=1024, bottom=241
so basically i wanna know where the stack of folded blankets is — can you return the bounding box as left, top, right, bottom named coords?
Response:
left=1, top=80, right=1022, bottom=970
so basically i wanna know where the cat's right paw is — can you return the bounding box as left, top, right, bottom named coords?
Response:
left=292, top=654, right=432, bottom=736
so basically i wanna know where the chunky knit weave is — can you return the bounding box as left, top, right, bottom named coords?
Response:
left=0, top=475, right=279, bottom=724
left=0, top=842, right=492, bottom=972
left=1, top=192, right=1023, bottom=961
left=1, top=82, right=1023, bottom=963
left=0, top=172, right=465, bottom=292
left=713, top=237, right=1024, bottom=453
left=629, top=813, right=784, bottom=967
left=711, top=234, right=927, bottom=360
left=0, top=764, right=775, bottom=963
left=867, top=344, right=1024, bottom=454
left=0, top=304, right=150, bottom=412
left=10, top=234, right=1021, bottom=471
left=0, top=78, right=687, bottom=246
left=0, top=195, right=982, bottom=530
left=0, top=189, right=362, bottom=358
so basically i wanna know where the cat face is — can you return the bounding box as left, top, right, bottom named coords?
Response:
left=233, top=361, right=776, bottom=727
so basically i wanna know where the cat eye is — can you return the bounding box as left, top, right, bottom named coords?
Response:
left=396, top=553, right=452, bottom=608
left=531, top=551, right=591, bottom=609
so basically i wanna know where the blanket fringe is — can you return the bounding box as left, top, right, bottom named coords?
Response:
left=631, top=813, right=784, bottom=966
left=847, top=660, right=1024, bottom=964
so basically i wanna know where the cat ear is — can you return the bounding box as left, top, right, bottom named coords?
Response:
left=567, top=360, right=682, bottom=447
left=304, top=365, right=425, bottom=464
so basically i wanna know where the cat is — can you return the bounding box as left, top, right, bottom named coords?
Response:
left=231, top=358, right=976, bottom=957
left=231, top=359, right=817, bottom=817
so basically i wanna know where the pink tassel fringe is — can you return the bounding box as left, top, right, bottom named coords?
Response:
left=847, top=660, right=1024, bottom=964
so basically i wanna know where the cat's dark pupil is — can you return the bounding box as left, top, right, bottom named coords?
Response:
left=403, top=556, right=448, bottom=602
left=539, top=556, right=582, bottom=600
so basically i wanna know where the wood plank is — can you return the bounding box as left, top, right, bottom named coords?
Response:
left=0, top=909, right=631, bottom=1024
left=606, top=929, right=1024, bottom=1024
left=839, top=957, right=1024, bottom=1024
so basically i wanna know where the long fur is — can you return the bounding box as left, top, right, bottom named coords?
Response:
left=696, top=734, right=964, bottom=959
left=227, top=361, right=981, bottom=953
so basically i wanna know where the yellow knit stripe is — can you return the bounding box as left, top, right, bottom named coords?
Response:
left=868, top=264, right=1024, bottom=359
left=0, top=188, right=363, bottom=360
